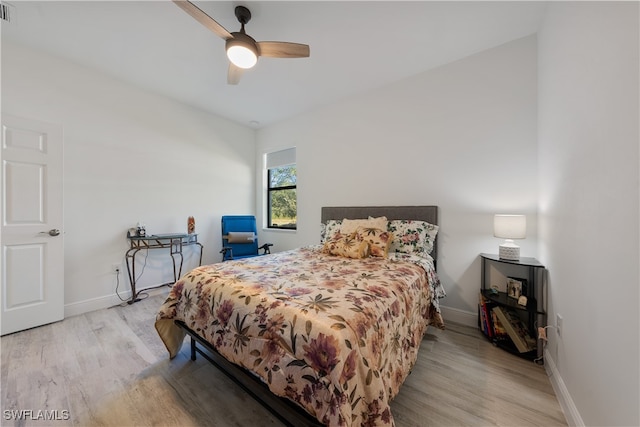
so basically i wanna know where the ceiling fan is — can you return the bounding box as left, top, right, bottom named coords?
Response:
left=173, top=0, right=310, bottom=85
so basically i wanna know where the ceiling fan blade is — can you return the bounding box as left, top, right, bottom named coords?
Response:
left=173, top=0, right=232, bottom=40
left=257, top=42, right=310, bottom=58
left=227, top=63, right=244, bottom=85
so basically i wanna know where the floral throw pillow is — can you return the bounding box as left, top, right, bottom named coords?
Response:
left=321, top=219, right=343, bottom=243
left=354, top=227, right=393, bottom=257
left=340, top=216, right=388, bottom=235
left=322, top=233, right=370, bottom=259
left=388, top=220, right=439, bottom=257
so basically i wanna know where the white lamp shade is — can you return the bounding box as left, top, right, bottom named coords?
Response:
left=227, top=46, right=257, bottom=68
left=226, top=33, right=258, bottom=69
left=493, top=215, right=526, bottom=239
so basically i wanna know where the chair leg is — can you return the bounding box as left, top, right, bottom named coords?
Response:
left=259, top=243, right=273, bottom=255
left=220, top=247, right=233, bottom=261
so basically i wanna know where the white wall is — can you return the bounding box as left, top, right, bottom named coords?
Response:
left=2, top=41, right=256, bottom=315
left=6, top=6, right=637, bottom=423
left=538, top=2, right=639, bottom=426
left=257, top=35, right=539, bottom=323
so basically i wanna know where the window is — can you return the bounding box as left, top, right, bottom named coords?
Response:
left=266, top=148, right=296, bottom=229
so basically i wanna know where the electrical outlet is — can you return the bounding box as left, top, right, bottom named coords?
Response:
left=556, top=314, right=563, bottom=337
left=112, top=263, right=121, bottom=275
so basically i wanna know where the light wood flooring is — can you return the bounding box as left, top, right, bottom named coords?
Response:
left=1, top=288, right=567, bottom=426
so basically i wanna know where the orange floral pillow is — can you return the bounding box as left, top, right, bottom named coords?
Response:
left=322, top=234, right=370, bottom=259
left=354, top=227, right=393, bottom=257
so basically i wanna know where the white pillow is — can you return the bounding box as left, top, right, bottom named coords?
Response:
left=227, top=231, right=256, bottom=243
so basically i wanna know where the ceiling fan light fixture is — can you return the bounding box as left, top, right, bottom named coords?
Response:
left=226, top=33, right=258, bottom=69
left=173, top=1, right=310, bottom=84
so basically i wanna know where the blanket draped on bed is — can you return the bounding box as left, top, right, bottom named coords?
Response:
left=155, top=246, right=445, bottom=426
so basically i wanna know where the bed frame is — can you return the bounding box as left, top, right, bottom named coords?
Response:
left=177, top=206, right=439, bottom=426
left=177, top=320, right=322, bottom=426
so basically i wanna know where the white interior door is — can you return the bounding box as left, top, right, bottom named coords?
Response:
left=1, top=114, right=64, bottom=335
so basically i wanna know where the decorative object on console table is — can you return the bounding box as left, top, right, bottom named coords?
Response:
left=136, top=221, right=146, bottom=237
left=493, top=214, right=526, bottom=260
left=479, top=253, right=546, bottom=363
left=188, top=216, right=195, bottom=234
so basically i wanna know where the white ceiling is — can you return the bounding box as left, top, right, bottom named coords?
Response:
left=1, top=1, right=547, bottom=128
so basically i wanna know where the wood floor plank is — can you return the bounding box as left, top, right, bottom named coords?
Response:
left=0, top=290, right=567, bottom=426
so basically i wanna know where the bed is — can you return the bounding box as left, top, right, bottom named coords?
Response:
left=155, top=206, right=446, bottom=426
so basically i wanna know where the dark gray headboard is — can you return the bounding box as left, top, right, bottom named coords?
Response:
left=321, top=206, right=439, bottom=263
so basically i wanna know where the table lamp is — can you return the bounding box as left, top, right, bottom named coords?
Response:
left=494, top=214, right=526, bottom=261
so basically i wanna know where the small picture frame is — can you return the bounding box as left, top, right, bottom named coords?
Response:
left=507, top=277, right=527, bottom=299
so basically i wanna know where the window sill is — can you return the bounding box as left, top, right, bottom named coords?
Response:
left=263, top=227, right=297, bottom=233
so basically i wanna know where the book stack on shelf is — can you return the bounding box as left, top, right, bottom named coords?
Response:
left=479, top=293, right=537, bottom=354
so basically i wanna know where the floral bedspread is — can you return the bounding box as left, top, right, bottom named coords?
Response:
left=155, top=246, right=445, bottom=426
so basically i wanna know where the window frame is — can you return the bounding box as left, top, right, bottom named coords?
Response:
left=266, top=164, right=297, bottom=230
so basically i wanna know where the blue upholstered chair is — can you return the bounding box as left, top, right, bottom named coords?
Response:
left=220, top=215, right=273, bottom=261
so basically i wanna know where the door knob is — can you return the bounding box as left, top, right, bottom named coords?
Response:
left=40, top=229, right=61, bottom=236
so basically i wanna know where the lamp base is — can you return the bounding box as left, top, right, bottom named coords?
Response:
left=499, top=242, right=520, bottom=261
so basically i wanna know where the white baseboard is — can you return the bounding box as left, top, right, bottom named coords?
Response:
left=440, top=305, right=477, bottom=327
left=544, top=348, right=584, bottom=427
left=64, top=291, right=133, bottom=317
left=64, top=286, right=170, bottom=318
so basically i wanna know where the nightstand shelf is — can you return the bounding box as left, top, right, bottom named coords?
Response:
left=480, top=289, right=542, bottom=314
left=479, top=253, right=546, bottom=363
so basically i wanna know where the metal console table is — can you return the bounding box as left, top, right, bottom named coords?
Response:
left=125, top=233, right=203, bottom=304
